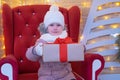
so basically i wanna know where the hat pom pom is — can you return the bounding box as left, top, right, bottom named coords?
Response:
left=49, top=5, right=59, bottom=12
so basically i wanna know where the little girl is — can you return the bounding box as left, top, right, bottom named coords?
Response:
left=26, top=5, right=76, bottom=80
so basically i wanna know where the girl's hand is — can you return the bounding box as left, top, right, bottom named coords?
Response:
left=34, top=43, right=43, bottom=56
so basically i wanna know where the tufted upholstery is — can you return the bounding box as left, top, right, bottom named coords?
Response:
left=0, top=4, right=104, bottom=80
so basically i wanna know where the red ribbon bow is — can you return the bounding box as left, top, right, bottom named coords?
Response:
left=54, top=37, right=73, bottom=44
left=53, top=37, right=73, bottom=62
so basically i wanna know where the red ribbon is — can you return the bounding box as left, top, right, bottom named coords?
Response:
left=54, top=37, right=73, bottom=62
left=54, top=37, right=73, bottom=44
left=60, top=44, right=67, bottom=62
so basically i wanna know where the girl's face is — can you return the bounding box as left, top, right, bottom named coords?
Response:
left=47, top=23, right=63, bottom=36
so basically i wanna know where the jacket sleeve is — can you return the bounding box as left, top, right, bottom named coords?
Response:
left=26, top=38, right=46, bottom=62
left=26, top=46, right=41, bottom=62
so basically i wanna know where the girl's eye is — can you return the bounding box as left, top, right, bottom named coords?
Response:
left=49, top=24, right=61, bottom=26
left=56, top=24, right=61, bottom=26
left=49, top=24, right=54, bottom=26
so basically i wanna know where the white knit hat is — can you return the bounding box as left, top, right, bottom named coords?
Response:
left=43, top=5, right=65, bottom=28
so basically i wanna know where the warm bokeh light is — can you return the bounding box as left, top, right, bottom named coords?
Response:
left=111, top=24, right=118, bottom=29
left=1, top=45, right=5, bottom=50
left=104, top=16, right=109, bottom=20
left=98, top=25, right=104, bottom=29
left=80, top=35, right=84, bottom=41
left=1, top=54, right=6, bottom=58
left=46, top=0, right=50, bottom=3
left=1, top=0, right=6, bottom=4
left=110, top=66, right=114, bottom=71
left=115, top=2, right=120, bottom=6
left=1, top=35, right=4, bottom=41
left=82, top=2, right=90, bottom=8
left=83, top=2, right=87, bottom=7
left=98, top=48, right=103, bottom=52
left=98, top=6, right=102, bottom=10
left=91, top=40, right=96, bottom=44
left=106, top=56, right=110, bottom=61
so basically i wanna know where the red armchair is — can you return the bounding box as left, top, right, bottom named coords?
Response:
left=0, top=4, right=104, bottom=80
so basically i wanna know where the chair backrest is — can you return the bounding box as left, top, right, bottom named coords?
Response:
left=2, top=4, right=80, bottom=74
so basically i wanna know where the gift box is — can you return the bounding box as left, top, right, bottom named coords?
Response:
left=43, top=43, right=84, bottom=62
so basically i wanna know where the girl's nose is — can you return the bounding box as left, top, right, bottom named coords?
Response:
left=53, top=26, right=58, bottom=29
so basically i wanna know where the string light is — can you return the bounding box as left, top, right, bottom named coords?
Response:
left=2, top=35, right=4, bottom=41
left=98, top=25, right=104, bottom=29
left=91, top=40, right=96, bottom=44
left=98, top=48, right=103, bottom=52
left=106, top=56, right=110, bottom=61
left=115, top=2, right=120, bottom=6
left=83, top=2, right=87, bottom=7
left=98, top=6, right=102, bottom=10
left=110, top=66, right=114, bottom=71
left=1, top=45, right=5, bottom=50
left=80, top=35, right=84, bottom=41
left=1, top=0, right=6, bottom=4
left=111, top=24, right=118, bottom=29
left=82, top=2, right=90, bottom=8
left=46, top=0, right=50, bottom=3
left=104, top=16, right=109, bottom=20
left=1, top=54, right=6, bottom=58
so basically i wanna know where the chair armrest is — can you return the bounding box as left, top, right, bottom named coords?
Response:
left=0, top=55, right=18, bottom=80
left=85, top=53, right=105, bottom=80
left=71, top=53, right=105, bottom=80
